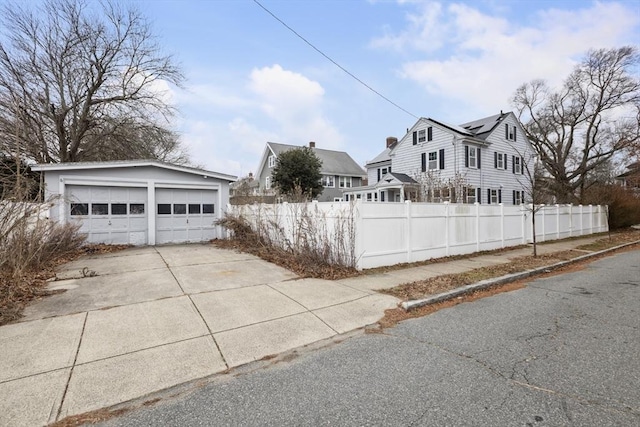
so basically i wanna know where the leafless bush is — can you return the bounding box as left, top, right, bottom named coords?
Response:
left=218, top=201, right=358, bottom=278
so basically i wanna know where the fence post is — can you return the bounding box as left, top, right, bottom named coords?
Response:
left=445, top=202, right=450, bottom=256
left=355, top=200, right=364, bottom=270
left=556, top=204, right=560, bottom=240
left=500, top=203, right=505, bottom=248
left=589, top=205, right=593, bottom=234
left=522, top=204, right=527, bottom=244
left=405, top=200, right=412, bottom=263
left=569, top=204, right=573, bottom=237
left=476, top=202, right=480, bottom=252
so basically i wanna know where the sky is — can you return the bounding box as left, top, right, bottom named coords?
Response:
left=129, top=0, right=640, bottom=177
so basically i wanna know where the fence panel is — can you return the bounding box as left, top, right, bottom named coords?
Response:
left=229, top=202, right=608, bottom=270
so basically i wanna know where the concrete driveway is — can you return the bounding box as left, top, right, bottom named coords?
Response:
left=0, top=245, right=398, bottom=427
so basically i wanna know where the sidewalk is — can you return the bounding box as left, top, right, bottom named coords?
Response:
left=0, top=235, right=612, bottom=426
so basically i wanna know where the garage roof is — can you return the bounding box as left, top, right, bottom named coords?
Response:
left=31, top=160, right=237, bottom=182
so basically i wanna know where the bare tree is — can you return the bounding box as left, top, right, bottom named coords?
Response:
left=512, top=47, right=640, bottom=203
left=0, top=0, right=187, bottom=164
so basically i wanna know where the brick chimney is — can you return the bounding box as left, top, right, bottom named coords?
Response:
left=386, top=136, right=398, bottom=148
left=309, top=141, right=316, bottom=148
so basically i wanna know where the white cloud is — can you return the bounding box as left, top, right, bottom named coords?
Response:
left=372, top=1, right=639, bottom=114
left=172, top=64, right=346, bottom=177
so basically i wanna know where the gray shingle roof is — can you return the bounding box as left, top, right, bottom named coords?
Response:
left=367, top=147, right=392, bottom=165
left=460, top=112, right=508, bottom=140
left=267, top=142, right=365, bottom=176
left=389, top=172, right=418, bottom=184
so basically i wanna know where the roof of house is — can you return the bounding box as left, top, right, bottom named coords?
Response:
left=367, top=147, right=392, bottom=165
left=266, top=142, right=365, bottom=176
left=31, top=159, right=237, bottom=181
left=387, top=172, right=418, bottom=184
left=460, top=112, right=509, bottom=140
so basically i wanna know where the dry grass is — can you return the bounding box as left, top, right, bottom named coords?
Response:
left=215, top=210, right=360, bottom=280
left=380, top=228, right=640, bottom=302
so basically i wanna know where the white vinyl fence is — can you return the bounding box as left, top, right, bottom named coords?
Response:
left=229, top=202, right=608, bottom=270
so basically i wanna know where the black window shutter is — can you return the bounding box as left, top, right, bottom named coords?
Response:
left=514, top=127, right=517, bottom=141
left=427, top=127, right=433, bottom=141
left=476, top=188, right=481, bottom=204
left=413, top=131, right=417, bottom=145
left=465, top=146, right=469, bottom=167
left=505, top=123, right=509, bottom=139
left=512, top=190, right=516, bottom=205
left=377, top=169, right=381, bottom=182
left=477, top=148, right=481, bottom=169
left=439, top=148, right=445, bottom=169
left=487, top=189, right=491, bottom=204
left=512, top=156, right=515, bottom=173
left=498, top=189, right=502, bottom=204
left=520, top=157, right=524, bottom=174
left=521, top=192, right=525, bottom=204
left=389, top=165, right=391, bottom=172
left=494, top=152, right=497, bottom=168
left=421, top=153, right=426, bottom=172
left=504, top=154, right=508, bottom=170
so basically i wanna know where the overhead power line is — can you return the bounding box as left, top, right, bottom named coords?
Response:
left=252, top=0, right=418, bottom=119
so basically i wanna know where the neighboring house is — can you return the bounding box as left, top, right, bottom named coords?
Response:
left=230, top=172, right=260, bottom=197
left=32, top=160, right=236, bottom=245
left=616, top=161, right=640, bottom=194
left=255, top=141, right=366, bottom=202
left=344, top=112, right=534, bottom=205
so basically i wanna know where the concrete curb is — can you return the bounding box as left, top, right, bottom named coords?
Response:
left=401, top=239, right=640, bottom=311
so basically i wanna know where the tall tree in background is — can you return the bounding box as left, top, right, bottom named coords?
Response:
left=0, top=0, right=188, bottom=164
left=272, top=147, right=323, bottom=201
left=512, top=47, right=640, bottom=203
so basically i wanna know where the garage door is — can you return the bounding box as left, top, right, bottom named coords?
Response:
left=155, top=188, right=218, bottom=244
left=67, top=185, right=148, bottom=245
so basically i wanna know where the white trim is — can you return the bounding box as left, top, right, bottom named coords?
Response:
left=32, top=160, right=236, bottom=182
left=148, top=181, right=156, bottom=245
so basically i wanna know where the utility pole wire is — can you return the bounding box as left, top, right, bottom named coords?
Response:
left=252, top=0, right=418, bottom=120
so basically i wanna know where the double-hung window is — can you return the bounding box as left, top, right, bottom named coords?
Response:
left=495, top=152, right=505, bottom=169
left=339, top=176, right=352, bottom=188
left=513, top=156, right=522, bottom=174
left=322, top=175, right=335, bottom=188
left=428, top=151, right=438, bottom=170
left=418, top=129, right=426, bottom=143
left=265, top=176, right=272, bottom=190
left=467, top=146, right=478, bottom=168
left=268, top=155, right=276, bottom=168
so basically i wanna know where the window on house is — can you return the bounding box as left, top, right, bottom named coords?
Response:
left=513, top=156, right=522, bottom=174
left=356, top=194, right=362, bottom=199
left=334, top=197, right=343, bottom=202
left=173, top=204, right=186, bottom=215
left=489, top=189, right=498, bottom=204
left=111, top=203, right=127, bottom=215
left=428, top=151, right=438, bottom=170
left=506, top=124, right=517, bottom=141
left=344, top=195, right=349, bottom=202
left=268, top=155, right=276, bottom=168
left=130, top=204, right=145, bottom=215
left=366, top=193, right=372, bottom=201
left=70, top=203, right=88, bottom=216
left=495, top=152, right=505, bottom=169
left=322, top=175, right=335, bottom=188
left=513, top=190, right=522, bottom=205
left=203, top=204, right=215, bottom=214
left=467, top=146, right=478, bottom=168
left=418, top=129, right=426, bottom=143
left=381, top=191, right=385, bottom=202
left=381, top=167, right=388, bottom=176
left=91, top=203, right=108, bottom=215
left=188, top=204, right=201, bottom=214
left=339, top=176, right=352, bottom=188
left=464, top=188, right=476, bottom=204
left=265, top=176, right=272, bottom=190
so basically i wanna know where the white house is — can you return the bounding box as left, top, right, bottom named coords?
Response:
left=344, top=112, right=534, bottom=205
left=32, top=160, right=236, bottom=245
left=255, top=141, right=366, bottom=202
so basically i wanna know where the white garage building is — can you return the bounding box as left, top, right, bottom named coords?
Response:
left=33, top=160, right=236, bottom=245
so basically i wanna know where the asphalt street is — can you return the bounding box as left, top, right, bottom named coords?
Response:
left=99, top=250, right=640, bottom=427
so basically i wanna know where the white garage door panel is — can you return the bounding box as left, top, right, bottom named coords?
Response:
left=67, top=185, right=148, bottom=245
left=155, top=188, right=218, bottom=244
